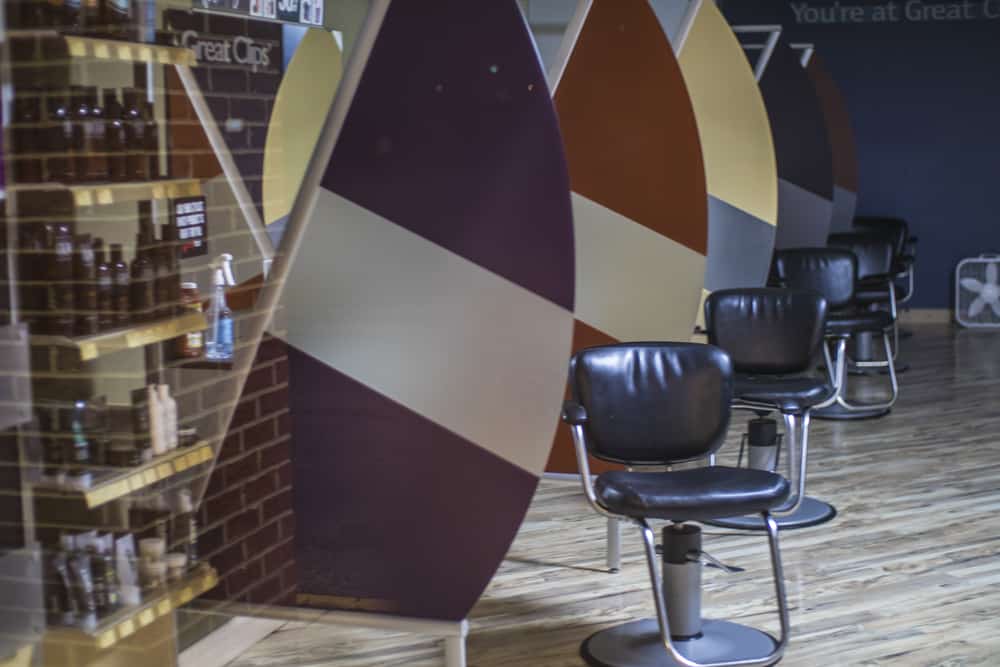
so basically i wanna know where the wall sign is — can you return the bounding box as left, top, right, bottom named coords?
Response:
left=195, top=0, right=323, bottom=27
left=174, top=197, right=208, bottom=259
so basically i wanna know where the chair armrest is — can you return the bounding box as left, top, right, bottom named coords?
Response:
left=562, top=400, right=588, bottom=425
left=858, top=273, right=895, bottom=285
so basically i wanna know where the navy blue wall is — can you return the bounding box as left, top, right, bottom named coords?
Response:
left=720, top=0, right=1000, bottom=308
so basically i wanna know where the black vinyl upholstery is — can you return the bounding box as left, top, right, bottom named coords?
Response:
left=595, top=467, right=790, bottom=522
left=563, top=343, right=790, bottom=521
left=826, top=310, right=892, bottom=334
left=773, top=249, right=856, bottom=310
left=853, top=216, right=908, bottom=257
left=566, top=343, right=733, bottom=465
left=705, top=288, right=827, bottom=375
left=827, top=233, right=894, bottom=280
left=733, top=376, right=832, bottom=413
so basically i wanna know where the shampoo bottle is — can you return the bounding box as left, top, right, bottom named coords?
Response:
left=147, top=385, right=165, bottom=456
left=205, top=254, right=234, bottom=360
left=156, top=385, right=177, bottom=451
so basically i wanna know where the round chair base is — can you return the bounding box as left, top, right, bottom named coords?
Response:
left=581, top=618, right=779, bottom=667
left=703, top=496, right=837, bottom=531
left=813, top=402, right=890, bottom=420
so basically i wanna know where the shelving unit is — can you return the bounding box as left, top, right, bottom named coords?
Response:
left=1, top=11, right=244, bottom=667
left=30, top=311, right=208, bottom=362
left=8, top=178, right=202, bottom=210
left=44, top=565, right=218, bottom=651
left=32, top=441, right=212, bottom=509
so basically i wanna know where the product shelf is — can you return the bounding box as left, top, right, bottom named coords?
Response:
left=8, top=30, right=197, bottom=67
left=7, top=178, right=202, bottom=211
left=32, top=441, right=213, bottom=509
left=43, top=565, right=218, bottom=651
left=30, top=311, right=208, bottom=362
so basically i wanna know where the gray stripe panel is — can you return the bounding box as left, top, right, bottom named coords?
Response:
left=829, top=185, right=859, bottom=234
left=774, top=178, right=834, bottom=250
left=705, top=196, right=777, bottom=291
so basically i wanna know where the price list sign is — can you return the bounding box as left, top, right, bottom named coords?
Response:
left=174, top=197, right=208, bottom=259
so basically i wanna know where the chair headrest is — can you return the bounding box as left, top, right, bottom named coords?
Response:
left=705, top=288, right=827, bottom=375
left=773, top=248, right=857, bottom=309
left=568, top=343, right=733, bottom=466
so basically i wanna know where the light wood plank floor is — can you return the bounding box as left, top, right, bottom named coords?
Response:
left=228, top=324, right=1000, bottom=666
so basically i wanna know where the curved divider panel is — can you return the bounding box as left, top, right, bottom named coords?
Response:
left=666, top=0, right=778, bottom=324
left=273, top=1, right=575, bottom=620
left=262, top=29, right=344, bottom=242
left=544, top=0, right=708, bottom=473
left=806, top=53, right=859, bottom=234
left=761, top=42, right=835, bottom=249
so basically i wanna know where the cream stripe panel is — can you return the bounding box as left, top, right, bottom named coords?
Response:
left=278, top=188, right=574, bottom=476
left=676, top=1, right=777, bottom=226
left=263, top=29, right=344, bottom=226
left=572, top=192, right=705, bottom=343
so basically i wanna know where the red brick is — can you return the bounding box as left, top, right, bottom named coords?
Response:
left=223, top=450, right=259, bottom=484
left=223, top=557, right=263, bottom=599
left=231, top=397, right=257, bottom=428
left=217, top=430, right=242, bottom=463
left=279, top=513, right=295, bottom=540
left=243, top=365, right=273, bottom=395
left=246, top=573, right=282, bottom=605
left=263, top=489, right=292, bottom=521
left=198, top=523, right=225, bottom=559
left=243, top=420, right=276, bottom=451
left=256, top=337, right=286, bottom=363
left=260, top=437, right=291, bottom=469
left=279, top=562, right=298, bottom=592
left=210, top=542, right=245, bottom=577
left=273, top=359, right=288, bottom=383
left=263, top=539, right=294, bottom=575
left=225, top=507, right=261, bottom=542
left=206, top=486, right=244, bottom=523
left=257, top=386, right=288, bottom=416
left=276, top=412, right=291, bottom=437
left=244, top=471, right=277, bottom=501
left=274, top=462, right=293, bottom=489
left=246, top=520, right=280, bottom=556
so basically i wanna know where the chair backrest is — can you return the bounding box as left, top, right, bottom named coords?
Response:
left=568, top=343, right=733, bottom=466
left=705, top=288, right=827, bottom=375
left=827, top=232, right=893, bottom=279
left=773, top=248, right=857, bottom=310
left=853, top=216, right=909, bottom=257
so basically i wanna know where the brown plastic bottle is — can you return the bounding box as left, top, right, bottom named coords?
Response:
left=94, top=240, right=114, bottom=331
left=109, top=244, right=130, bottom=326
left=129, top=233, right=155, bottom=323
left=46, top=224, right=76, bottom=336
left=122, top=88, right=147, bottom=181
left=84, top=86, right=108, bottom=182
left=70, top=88, right=90, bottom=182
left=103, top=89, right=127, bottom=182
left=45, top=93, right=74, bottom=183
left=161, top=222, right=182, bottom=315
left=73, top=234, right=98, bottom=336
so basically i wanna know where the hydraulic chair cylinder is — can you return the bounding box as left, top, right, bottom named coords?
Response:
left=747, top=417, right=779, bottom=472
left=662, top=524, right=702, bottom=640
left=853, top=331, right=874, bottom=362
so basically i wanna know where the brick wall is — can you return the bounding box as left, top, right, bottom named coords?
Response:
left=163, top=12, right=296, bottom=607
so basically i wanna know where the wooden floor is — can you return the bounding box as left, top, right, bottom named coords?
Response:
left=228, top=324, right=1000, bottom=666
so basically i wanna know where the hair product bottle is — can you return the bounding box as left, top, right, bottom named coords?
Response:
left=109, top=244, right=130, bottom=326
left=205, top=254, right=234, bottom=360
left=45, top=93, right=74, bottom=183
left=84, top=86, right=107, bottom=181
left=73, top=234, right=98, bottom=336
left=122, top=88, right=147, bottom=181
left=70, top=88, right=90, bottom=182
left=94, top=240, right=114, bottom=331
left=103, top=88, right=127, bottom=181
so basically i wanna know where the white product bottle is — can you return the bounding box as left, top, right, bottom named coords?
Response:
left=157, top=385, right=178, bottom=451
left=147, top=385, right=166, bottom=456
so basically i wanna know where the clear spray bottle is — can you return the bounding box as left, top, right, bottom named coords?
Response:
left=205, top=253, right=235, bottom=360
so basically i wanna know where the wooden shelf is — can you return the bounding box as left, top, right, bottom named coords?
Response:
left=33, top=441, right=213, bottom=509
left=31, top=312, right=208, bottom=361
left=8, top=178, right=202, bottom=211
left=44, top=565, right=218, bottom=651
left=9, top=30, right=197, bottom=66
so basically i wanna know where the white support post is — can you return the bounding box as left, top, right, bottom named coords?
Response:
left=444, top=632, right=468, bottom=667
left=606, top=517, right=622, bottom=573
left=732, top=24, right=783, bottom=81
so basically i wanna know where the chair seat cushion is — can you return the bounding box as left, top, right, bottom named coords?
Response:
left=734, top=375, right=833, bottom=413
left=595, top=466, right=790, bottom=522
left=826, top=309, right=892, bottom=335
left=855, top=288, right=891, bottom=305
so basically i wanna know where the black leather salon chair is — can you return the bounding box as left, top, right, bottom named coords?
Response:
left=827, top=232, right=903, bottom=362
left=563, top=343, right=790, bottom=667
left=702, top=288, right=838, bottom=530
left=853, top=216, right=917, bottom=307
left=774, top=249, right=898, bottom=419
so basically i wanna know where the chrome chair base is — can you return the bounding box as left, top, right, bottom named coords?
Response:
left=813, top=402, right=890, bottom=420
left=581, top=618, right=779, bottom=667
left=704, top=496, right=836, bottom=531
